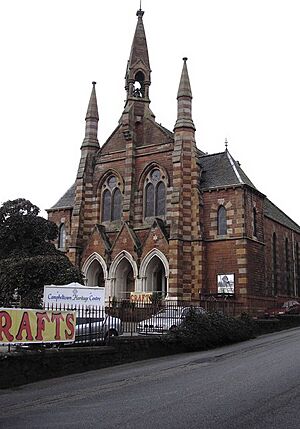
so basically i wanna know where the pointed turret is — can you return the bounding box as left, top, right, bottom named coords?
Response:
left=125, top=8, right=151, bottom=103
left=174, top=58, right=195, bottom=131
left=81, top=81, right=100, bottom=150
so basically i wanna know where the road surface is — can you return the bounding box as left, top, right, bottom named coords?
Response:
left=1, top=327, right=300, bottom=429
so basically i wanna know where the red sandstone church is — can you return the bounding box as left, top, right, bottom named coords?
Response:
left=47, top=8, right=300, bottom=312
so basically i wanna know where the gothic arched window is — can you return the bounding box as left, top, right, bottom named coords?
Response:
left=156, top=182, right=166, bottom=216
left=144, top=168, right=167, bottom=219
left=253, top=208, right=257, bottom=237
left=296, top=242, right=300, bottom=297
left=272, top=233, right=277, bottom=295
left=102, top=190, right=111, bottom=222
left=285, top=238, right=290, bottom=295
left=101, top=175, right=122, bottom=222
left=145, top=183, right=154, bottom=217
left=217, top=206, right=227, bottom=235
left=58, top=223, right=66, bottom=249
left=112, top=188, right=122, bottom=221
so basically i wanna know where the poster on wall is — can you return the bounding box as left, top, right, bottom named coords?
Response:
left=217, top=274, right=235, bottom=294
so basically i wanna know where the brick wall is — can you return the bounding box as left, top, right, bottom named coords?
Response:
left=264, top=216, right=300, bottom=298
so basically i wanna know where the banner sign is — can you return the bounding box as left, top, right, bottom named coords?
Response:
left=43, top=284, right=105, bottom=308
left=130, top=292, right=152, bottom=304
left=0, top=308, right=76, bottom=344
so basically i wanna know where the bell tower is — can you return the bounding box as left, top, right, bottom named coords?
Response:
left=121, top=7, right=153, bottom=222
left=124, top=8, right=151, bottom=107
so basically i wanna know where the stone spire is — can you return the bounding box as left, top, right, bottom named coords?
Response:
left=174, top=58, right=195, bottom=130
left=81, top=82, right=100, bottom=150
left=125, top=8, right=151, bottom=102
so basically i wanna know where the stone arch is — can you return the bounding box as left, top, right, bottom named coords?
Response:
left=140, top=249, right=169, bottom=296
left=97, top=168, right=124, bottom=192
left=82, top=252, right=108, bottom=287
left=138, top=162, right=170, bottom=190
left=109, top=251, right=138, bottom=299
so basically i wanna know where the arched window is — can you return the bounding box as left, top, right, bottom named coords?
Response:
left=217, top=206, right=227, bottom=235
left=101, top=175, right=122, bottom=222
left=58, top=223, right=66, bottom=249
left=133, top=71, right=145, bottom=98
left=296, top=242, right=300, bottom=297
left=285, top=238, right=290, bottom=295
left=102, top=190, right=111, bottom=222
left=112, top=188, right=122, bottom=221
left=253, top=208, right=257, bottom=237
left=144, top=168, right=167, bottom=219
left=272, top=233, right=277, bottom=295
left=145, top=183, right=154, bottom=217
left=156, top=182, right=166, bottom=216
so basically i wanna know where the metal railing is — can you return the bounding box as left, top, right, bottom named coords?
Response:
left=46, top=299, right=240, bottom=343
left=42, top=303, right=123, bottom=345
left=199, top=296, right=243, bottom=317
left=2, top=297, right=245, bottom=349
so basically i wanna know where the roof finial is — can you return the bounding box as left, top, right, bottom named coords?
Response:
left=137, top=0, right=144, bottom=17
left=225, top=137, right=228, bottom=150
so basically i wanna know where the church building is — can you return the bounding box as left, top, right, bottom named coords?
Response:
left=47, top=8, right=300, bottom=313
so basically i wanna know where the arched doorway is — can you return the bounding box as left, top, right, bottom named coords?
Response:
left=85, top=259, right=105, bottom=288
left=114, top=258, right=135, bottom=299
left=144, top=256, right=167, bottom=296
left=140, top=249, right=169, bottom=298
left=82, top=253, right=108, bottom=290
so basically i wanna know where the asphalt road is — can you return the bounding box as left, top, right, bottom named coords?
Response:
left=1, top=328, right=300, bottom=429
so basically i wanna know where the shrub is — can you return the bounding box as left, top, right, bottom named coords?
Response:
left=166, top=309, right=256, bottom=352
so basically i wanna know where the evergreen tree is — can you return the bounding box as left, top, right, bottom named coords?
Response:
left=0, top=198, right=83, bottom=307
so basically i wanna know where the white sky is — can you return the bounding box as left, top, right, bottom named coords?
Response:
left=0, top=0, right=299, bottom=224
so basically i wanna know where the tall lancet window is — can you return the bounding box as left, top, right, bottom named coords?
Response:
left=101, top=175, right=122, bottom=222
left=285, top=238, right=290, bottom=295
left=217, top=206, right=227, bottom=236
left=58, top=223, right=66, bottom=249
left=253, top=207, right=258, bottom=237
left=272, top=233, right=277, bottom=295
left=144, top=168, right=167, bottom=219
left=296, top=242, right=300, bottom=297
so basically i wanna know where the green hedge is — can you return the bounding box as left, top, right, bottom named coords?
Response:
left=165, top=310, right=256, bottom=351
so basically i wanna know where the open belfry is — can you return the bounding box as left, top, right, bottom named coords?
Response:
left=47, top=7, right=300, bottom=312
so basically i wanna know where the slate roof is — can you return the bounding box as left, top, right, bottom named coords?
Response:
left=199, top=150, right=300, bottom=233
left=48, top=183, right=76, bottom=210
left=199, top=151, right=256, bottom=190
left=264, top=199, right=300, bottom=233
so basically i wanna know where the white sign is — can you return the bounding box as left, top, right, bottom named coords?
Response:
left=43, top=283, right=105, bottom=308
left=217, top=274, right=235, bottom=294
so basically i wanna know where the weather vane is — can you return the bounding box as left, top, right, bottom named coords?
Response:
left=139, top=0, right=142, bottom=10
